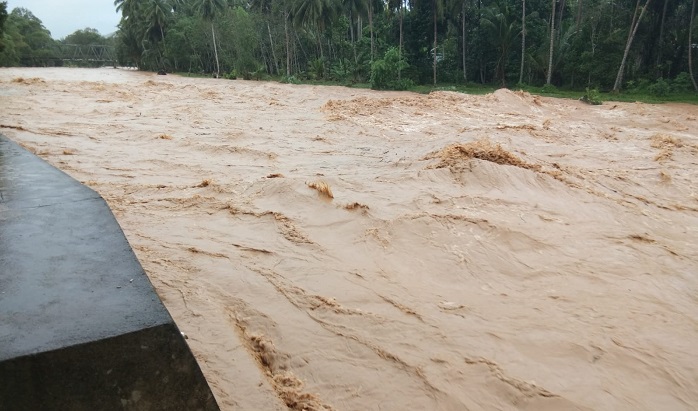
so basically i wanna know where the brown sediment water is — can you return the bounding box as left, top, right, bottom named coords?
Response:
left=1, top=67, right=697, bottom=411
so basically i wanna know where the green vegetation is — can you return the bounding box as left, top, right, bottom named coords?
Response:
left=0, top=0, right=697, bottom=101
left=63, top=28, right=105, bottom=46
left=370, top=47, right=411, bottom=90
left=0, top=2, right=114, bottom=67
left=0, top=7, right=54, bottom=66
left=580, top=87, right=602, bottom=105
left=108, top=0, right=698, bottom=97
left=0, top=2, right=7, bottom=53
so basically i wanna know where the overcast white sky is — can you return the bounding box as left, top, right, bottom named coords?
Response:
left=6, top=0, right=120, bottom=39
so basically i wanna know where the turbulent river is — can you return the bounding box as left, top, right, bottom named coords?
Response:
left=1, top=67, right=697, bottom=411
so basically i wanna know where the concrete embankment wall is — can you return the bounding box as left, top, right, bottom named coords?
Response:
left=0, top=135, right=219, bottom=411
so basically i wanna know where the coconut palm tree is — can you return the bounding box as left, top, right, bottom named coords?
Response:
left=194, top=0, right=228, bottom=77
left=546, top=0, right=555, bottom=85
left=345, top=0, right=368, bottom=63
left=519, top=0, right=525, bottom=84
left=387, top=0, right=405, bottom=76
left=612, top=0, right=653, bottom=92
left=445, top=0, right=471, bottom=82
left=293, top=0, right=341, bottom=64
left=143, top=0, right=171, bottom=49
left=481, top=1, right=518, bottom=86
left=690, top=0, right=697, bottom=91
left=293, top=0, right=340, bottom=31
left=422, top=0, right=445, bottom=85
left=114, top=0, right=139, bottom=19
left=114, top=0, right=179, bottom=69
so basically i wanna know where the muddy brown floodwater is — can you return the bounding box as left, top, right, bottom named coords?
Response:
left=1, top=67, right=697, bottom=411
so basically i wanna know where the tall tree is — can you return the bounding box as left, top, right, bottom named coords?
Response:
left=63, top=28, right=105, bottom=45
left=387, top=0, right=404, bottom=75
left=250, top=0, right=281, bottom=74
left=481, top=1, right=518, bottom=86
left=432, top=0, right=445, bottom=85
left=462, top=0, right=467, bottom=81
left=655, top=0, right=669, bottom=75
left=546, top=0, right=556, bottom=84
left=690, top=0, right=697, bottom=91
left=368, top=0, right=375, bottom=61
left=400, top=0, right=405, bottom=75
left=284, top=6, right=291, bottom=75
left=346, top=0, right=369, bottom=63
left=519, top=0, right=525, bottom=84
left=0, top=1, right=8, bottom=53
left=293, top=0, right=340, bottom=65
left=612, top=0, right=653, bottom=91
left=114, top=0, right=138, bottom=19
left=194, top=0, right=228, bottom=77
left=144, top=0, right=173, bottom=66
left=575, top=0, right=583, bottom=27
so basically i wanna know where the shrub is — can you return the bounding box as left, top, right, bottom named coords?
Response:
left=648, top=78, right=670, bottom=97
left=308, top=58, right=325, bottom=80
left=580, top=87, right=602, bottom=105
left=671, top=72, right=693, bottom=92
left=280, top=75, right=300, bottom=84
left=370, top=47, right=412, bottom=90
left=252, top=65, right=267, bottom=81
left=541, top=83, right=558, bottom=93
left=331, top=59, right=351, bottom=82
left=627, top=78, right=651, bottom=93
left=224, top=69, right=237, bottom=80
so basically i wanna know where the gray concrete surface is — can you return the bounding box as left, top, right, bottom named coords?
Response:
left=0, top=135, right=220, bottom=410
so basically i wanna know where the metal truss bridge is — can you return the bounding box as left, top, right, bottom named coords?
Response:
left=52, top=44, right=117, bottom=64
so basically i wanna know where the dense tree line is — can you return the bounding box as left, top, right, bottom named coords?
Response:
left=0, top=2, right=113, bottom=67
left=0, top=2, right=7, bottom=51
left=0, top=0, right=695, bottom=93
left=111, top=0, right=696, bottom=91
left=0, top=5, right=54, bottom=66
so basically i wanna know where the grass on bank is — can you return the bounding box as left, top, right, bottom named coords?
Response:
left=410, top=83, right=698, bottom=104
left=173, top=71, right=698, bottom=105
